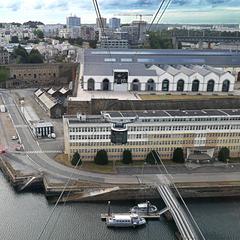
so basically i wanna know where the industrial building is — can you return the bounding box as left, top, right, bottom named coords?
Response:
left=82, top=63, right=235, bottom=92
left=80, top=49, right=240, bottom=81
left=63, top=109, right=240, bottom=161
left=34, top=88, right=64, bottom=118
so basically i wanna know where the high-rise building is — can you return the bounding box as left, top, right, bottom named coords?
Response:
left=96, top=18, right=107, bottom=29
left=66, top=15, right=81, bottom=28
left=109, top=18, right=121, bottom=29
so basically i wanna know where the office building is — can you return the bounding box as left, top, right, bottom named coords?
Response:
left=67, top=16, right=81, bottom=28
left=109, top=18, right=121, bottom=29
left=63, top=109, right=240, bottom=161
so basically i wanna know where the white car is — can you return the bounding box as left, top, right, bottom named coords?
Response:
left=12, top=136, right=18, bottom=140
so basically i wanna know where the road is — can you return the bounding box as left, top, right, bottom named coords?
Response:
left=2, top=89, right=240, bottom=186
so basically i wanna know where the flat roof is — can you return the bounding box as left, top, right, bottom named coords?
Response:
left=103, top=109, right=240, bottom=118
left=83, top=49, right=240, bottom=66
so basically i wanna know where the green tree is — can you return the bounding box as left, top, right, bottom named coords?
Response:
left=218, top=147, right=230, bottom=162
left=148, top=31, right=173, bottom=49
left=13, top=45, right=29, bottom=63
left=94, top=149, right=108, bottom=165
left=0, top=67, right=9, bottom=86
left=34, top=29, right=44, bottom=39
left=145, top=150, right=160, bottom=165
left=71, top=152, right=82, bottom=166
left=122, top=149, right=132, bottom=164
left=10, top=36, right=19, bottom=43
left=28, top=49, right=44, bottom=63
left=172, top=148, right=185, bottom=163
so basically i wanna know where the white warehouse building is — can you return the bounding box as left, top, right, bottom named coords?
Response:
left=82, top=63, right=235, bottom=93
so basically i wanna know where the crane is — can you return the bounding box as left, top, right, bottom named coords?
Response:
left=115, top=13, right=153, bottom=22
left=115, top=13, right=153, bottom=44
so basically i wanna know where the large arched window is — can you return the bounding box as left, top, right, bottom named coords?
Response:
left=177, top=79, right=184, bottom=91
left=207, top=80, right=215, bottom=92
left=238, top=72, right=240, bottom=82
left=146, top=79, right=156, bottom=91
left=222, top=80, right=230, bottom=92
left=192, top=79, right=200, bottom=92
left=102, top=79, right=110, bottom=91
left=162, top=79, right=169, bottom=92
left=87, top=78, right=95, bottom=91
left=131, top=79, right=140, bottom=91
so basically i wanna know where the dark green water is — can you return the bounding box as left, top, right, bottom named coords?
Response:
left=0, top=172, right=240, bottom=240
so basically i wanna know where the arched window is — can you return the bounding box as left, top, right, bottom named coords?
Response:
left=87, top=78, right=95, bottom=91
left=192, top=79, right=199, bottom=92
left=222, top=80, right=230, bottom=92
left=207, top=80, right=215, bottom=92
left=146, top=79, right=156, bottom=91
left=177, top=79, right=184, bottom=91
left=162, top=79, right=169, bottom=92
left=102, top=79, right=110, bottom=91
left=237, top=72, right=240, bottom=82
left=131, top=79, right=140, bottom=91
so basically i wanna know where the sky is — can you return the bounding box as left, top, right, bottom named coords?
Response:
left=0, top=0, right=240, bottom=24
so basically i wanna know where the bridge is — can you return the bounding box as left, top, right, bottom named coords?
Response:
left=143, top=151, right=205, bottom=240
left=173, top=36, right=240, bottom=44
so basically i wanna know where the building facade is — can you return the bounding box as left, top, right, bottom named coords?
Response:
left=67, top=16, right=81, bottom=28
left=109, top=18, right=121, bottom=29
left=0, top=47, right=9, bottom=64
left=96, top=18, right=107, bottom=29
left=63, top=109, right=240, bottom=161
left=97, top=37, right=129, bottom=49
left=82, top=63, right=235, bottom=92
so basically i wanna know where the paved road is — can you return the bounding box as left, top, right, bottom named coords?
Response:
left=2, top=89, right=240, bottom=186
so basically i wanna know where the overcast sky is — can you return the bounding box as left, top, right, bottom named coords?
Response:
left=0, top=0, right=239, bottom=24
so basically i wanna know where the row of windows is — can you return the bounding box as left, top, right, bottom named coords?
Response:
left=69, top=124, right=240, bottom=134
left=141, top=117, right=240, bottom=123
left=69, top=137, right=240, bottom=147
left=12, top=72, right=56, bottom=79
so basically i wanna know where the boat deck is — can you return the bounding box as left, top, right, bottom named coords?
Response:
left=101, top=212, right=161, bottom=220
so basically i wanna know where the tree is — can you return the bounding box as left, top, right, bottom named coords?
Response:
left=218, top=147, right=230, bottom=162
left=13, top=45, right=29, bottom=63
left=145, top=150, right=160, bottom=165
left=28, top=49, right=44, bottom=63
left=10, top=36, right=19, bottom=43
left=34, top=29, right=44, bottom=39
left=172, top=148, right=185, bottom=163
left=71, top=152, right=82, bottom=166
left=122, top=149, right=132, bottom=164
left=148, top=31, right=173, bottom=49
left=94, top=150, right=108, bottom=165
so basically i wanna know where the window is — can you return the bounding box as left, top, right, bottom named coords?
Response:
left=192, top=79, right=200, bottom=92
left=162, top=79, right=169, bottom=92
left=177, top=79, right=184, bottom=91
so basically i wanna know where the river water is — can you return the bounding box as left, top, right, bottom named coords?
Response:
left=0, top=172, right=240, bottom=240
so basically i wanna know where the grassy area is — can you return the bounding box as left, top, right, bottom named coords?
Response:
left=139, top=94, right=238, bottom=101
left=54, top=154, right=72, bottom=167
left=81, top=162, right=116, bottom=174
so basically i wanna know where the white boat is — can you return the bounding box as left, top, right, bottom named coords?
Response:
left=130, top=201, right=158, bottom=214
left=106, top=213, right=146, bottom=228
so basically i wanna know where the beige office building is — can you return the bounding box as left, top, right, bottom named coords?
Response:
left=63, top=109, right=240, bottom=162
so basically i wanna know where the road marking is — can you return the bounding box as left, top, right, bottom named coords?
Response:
left=25, top=150, right=62, bottom=154
left=15, top=125, right=28, bottom=128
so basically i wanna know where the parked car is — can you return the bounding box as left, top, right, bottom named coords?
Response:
left=11, top=135, right=18, bottom=140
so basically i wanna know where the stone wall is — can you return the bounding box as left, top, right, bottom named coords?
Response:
left=0, top=63, right=76, bottom=88
left=67, top=97, right=240, bottom=115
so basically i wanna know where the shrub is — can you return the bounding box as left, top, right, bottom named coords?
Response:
left=71, top=152, right=82, bottom=166
left=122, top=149, right=133, bottom=164
left=218, top=147, right=230, bottom=162
left=94, top=150, right=108, bottom=165
left=172, top=148, right=185, bottom=163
